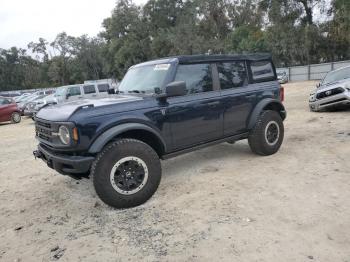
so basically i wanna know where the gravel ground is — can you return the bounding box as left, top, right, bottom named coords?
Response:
left=0, top=81, right=349, bottom=262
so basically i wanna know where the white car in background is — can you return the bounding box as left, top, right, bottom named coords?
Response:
left=309, top=65, right=350, bottom=112
left=24, top=94, right=58, bottom=117
left=54, top=83, right=112, bottom=103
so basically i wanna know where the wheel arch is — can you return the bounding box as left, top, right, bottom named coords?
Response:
left=88, top=123, right=166, bottom=157
left=247, top=99, right=286, bottom=130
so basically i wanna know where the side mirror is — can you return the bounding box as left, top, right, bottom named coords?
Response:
left=66, top=93, right=70, bottom=99
left=165, top=81, right=187, bottom=98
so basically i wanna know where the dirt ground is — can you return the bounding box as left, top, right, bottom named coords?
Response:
left=0, top=81, right=349, bottom=262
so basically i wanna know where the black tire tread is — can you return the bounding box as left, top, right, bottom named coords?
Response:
left=91, top=138, right=161, bottom=208
left=11, top=112, right=21, bottom=124
left=248, top=110, right=284, bottom=156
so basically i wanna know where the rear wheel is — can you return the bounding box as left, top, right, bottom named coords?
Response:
left=11, top=112, right=21, bottom=124
left=91, top=139, right=161, bottom=208
left=248, top=110, right=284, bottom=156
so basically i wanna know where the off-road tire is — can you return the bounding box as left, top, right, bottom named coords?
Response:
left=248, top=110, right=284, bottom=156
left=11, top=112, right=21, bottom=124
left=91, top=139, right=161, bottom=208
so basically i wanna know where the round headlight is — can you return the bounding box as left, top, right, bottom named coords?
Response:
left=58, top=126, right=70, bottom=145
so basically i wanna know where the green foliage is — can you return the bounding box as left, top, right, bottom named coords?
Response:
left=0, top=0, right=349, bottom=91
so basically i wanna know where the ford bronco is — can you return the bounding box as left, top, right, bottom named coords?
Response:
left=33, top=54, right=286, bottom=208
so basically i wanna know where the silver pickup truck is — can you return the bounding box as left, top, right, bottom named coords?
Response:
left=309, top=66, right=350, bottom=112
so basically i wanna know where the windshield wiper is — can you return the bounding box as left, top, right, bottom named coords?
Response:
left=128, top=90, right=140, bottom=94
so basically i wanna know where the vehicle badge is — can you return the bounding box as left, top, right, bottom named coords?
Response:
left=161, top=109, right=166, bottom=116
left=325, top=90, right=332, bottom=96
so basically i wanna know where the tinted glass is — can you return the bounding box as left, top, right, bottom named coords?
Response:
left=217, top=62, right=247, bottom=89
left=250, top=61, right=275, bottom=81
left=68, top=86, right=81, bottom=96
left=83, top=85, right=96, bottom=94
left=175, top=64, right=213, bottom=94
left=98, top=84, right=109, bottom=93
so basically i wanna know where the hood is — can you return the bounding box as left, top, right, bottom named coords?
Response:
left=36, top=95, right=142, bottom=122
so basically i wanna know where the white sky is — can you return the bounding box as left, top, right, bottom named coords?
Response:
left=0, top=0, right=148, bottom=49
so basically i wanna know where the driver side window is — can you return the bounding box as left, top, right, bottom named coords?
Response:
left=175, top=63, right=213, bottom=94
left=68, top=86, right=81, bottom=97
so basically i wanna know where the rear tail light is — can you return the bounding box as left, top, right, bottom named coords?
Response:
left=280, top=86, right=285, bottom=102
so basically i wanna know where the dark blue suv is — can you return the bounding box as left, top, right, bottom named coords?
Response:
left=33, top=54, right=286, bottom=208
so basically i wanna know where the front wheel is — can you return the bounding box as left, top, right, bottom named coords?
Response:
left=11, top=112, right=21, bottom=124
left=91, top=139, right=161, bottom=208
left=248, top=110, right=284, bottom=156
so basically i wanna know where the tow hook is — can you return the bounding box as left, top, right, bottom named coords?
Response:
left=33, top=150, right=42, bottom=160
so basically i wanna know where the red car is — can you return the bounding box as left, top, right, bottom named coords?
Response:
left=0, top=96, right=21, bottom=124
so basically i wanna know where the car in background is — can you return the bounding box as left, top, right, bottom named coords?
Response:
left=18, top=94, right=46, bottom=115
left=14, top=93, right=32, bottom=103
left=54, top=83, right=111, bottom=103
left=309, top=65, right=350, bottom=111
left=24, top=94, right=58, bottom=118
left=0, top=97, right=21, bottom=124
left=17, top=90, right=54, bottom=115
left=277, top=71, right=288, bottom=84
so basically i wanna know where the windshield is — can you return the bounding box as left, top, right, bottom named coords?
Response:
left=20, top=95, right=36, bottom=103
left=15, top=95, right=29, bottom=102
left=27, top=95, right=45, bottom=102
left=118, top=64, right=171, bottom=94
left=322, top=67, right=350, bottom=85
left=55, top=86, right=66, bottom=97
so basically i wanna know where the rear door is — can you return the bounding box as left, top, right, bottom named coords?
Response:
left=166, top=63, right=223, bottom=150
left=217, top=61, right=257, bottom=135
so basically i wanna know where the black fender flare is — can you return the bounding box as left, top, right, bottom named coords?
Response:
left=88, top=123, right=167, bottom=154
left=247, top=99, right=286, bottom=130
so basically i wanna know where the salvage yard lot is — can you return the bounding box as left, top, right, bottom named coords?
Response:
left=0, top=81, right=349, bottom=262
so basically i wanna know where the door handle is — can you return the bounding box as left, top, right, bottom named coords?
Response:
left=246, top=94, right=256, bottom=99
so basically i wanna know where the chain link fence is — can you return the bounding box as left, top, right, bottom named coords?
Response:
left=276, top=60, right=350, bottom=82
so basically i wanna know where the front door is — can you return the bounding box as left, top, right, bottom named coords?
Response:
left=66, top=85, right=83, bottom=102
left=166, top=63, right=223, bottom=150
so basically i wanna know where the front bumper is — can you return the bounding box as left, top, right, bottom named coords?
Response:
left=309, top=92, right=350, bottom=111
left=33, top=144, right=95, bottom=178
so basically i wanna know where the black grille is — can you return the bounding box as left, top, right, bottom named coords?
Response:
left=35, top=120, right=53, bottom=142
left=316, top=87, right=344, bottom=99
left=320, top=98, right=348, bottom=106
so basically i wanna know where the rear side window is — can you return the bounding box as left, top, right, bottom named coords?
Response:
left=97, top=84, right=109, bottom=93
left=175, top=64, right=213, bottom=94
left=68, top=86, right=81, bottom=96
left=83, top=85, right=96, bottom=94
left=250, top=61, right=275, bottom=82
left=217, top=62, right=247, bottom=89
left=0, top=98, right=10, bottom=105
